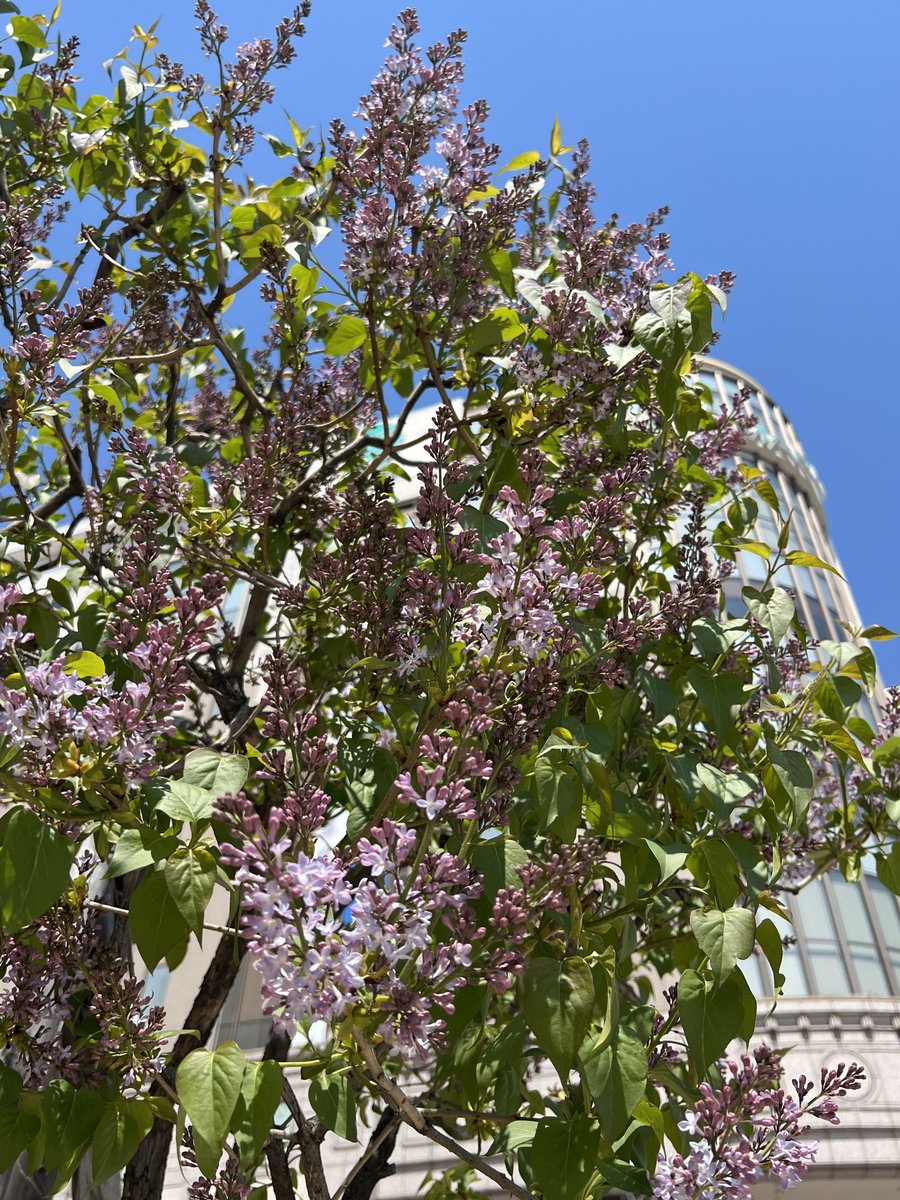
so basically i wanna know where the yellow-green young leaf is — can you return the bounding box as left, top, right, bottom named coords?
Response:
left=754, top=476, right=781, bottom=514
left=811, top=719, right=869, bottom=770
left=521, top=956, right=594, bottom=1083
left=233, top=1060, right=284, bottom=1169
left=861, top=624, right=898, bottom=642
left=733, top=540, right=770, bottom=561
left=784, top=550, right=844, bottom=578
left=690, top=906, right=755, bottom=983
left=498, top=149, right=540, bottom=174
left=176, top=1043, right=247, bottom=1162
left=308, top=1071, right=358, bottom=1143
left=550, top=114, right=569, bottom=156
left=92, top=1100, right=155, bottom=1184
left=63, top=650, right=107, bottom=679
left=164, top=847, right=217, bottom=939
left=0, top=808, right=75, bottom=934
left=323, top=314, right=367, bottom=355
left=531, top=1114, right=599, bottom=1200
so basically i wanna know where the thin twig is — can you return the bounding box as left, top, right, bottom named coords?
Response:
left=84, top=899, right=236, bottom=938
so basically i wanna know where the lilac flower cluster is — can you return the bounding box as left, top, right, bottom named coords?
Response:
left=331, top=9, right=536, bottom=327
left=653, top=1048, right=864, bottom=1200
left=395, top=732, right=491, bottom=821
left=0, top=903, right=165, bottom=1089
left=221, top=802, right=482, bottom=1062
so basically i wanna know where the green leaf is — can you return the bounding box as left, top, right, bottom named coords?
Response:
left=580, top=1025, right=648, bottom=1139
left=156, top=781, right=214, bottom=823
left=92, top=1100, right=155, bottom=1184
left=0, top=808, right=75, bottom=933
left=233, top=1060, right=284, bottom=1168
left=9, top=16, right=47, bottom=50
left=686, top=669, right=746, bottom=741
left=756, top=917, right=785, bottom=997
left=486, top=1119, right=537, bottom=1157
left=648, top=278, right=692, bottom=327
left=743, top=586, right=794, bottom=645
left=690, top=907, right=755, bottom=984
left=762, top=741, right=814, bottom=822
left=466, top=306, right=526, bottom=353
left=181, top=749, right=250, bottom=798
left=696, top=764, right=755, bottom=818
left=483, top=249, right=516, bottom=298
left=533, top=756, right=582, bottom=841
left=531, top=1114, right=599, bottom=1200
left=458, top=505, right=508, bottom=553
left=0, top=1068, right=38, bottom=1174
left=521, top=956, right=594, bottom=1082
left=470, top=837, right=528, bottom=903
left=105, top=827, right=172, bottom=878
left=679, top=968, right=755, bottom=1075
left=130, top=870, right=190, bottom=970
left=43, top=1082, right=104, bottom=1176
left=597, top=1160, right=652, bottom=1196
left=323, top=314, right=367, bottom=356
left=63, top=650, right=107, bottom=679
left=785, top=550, right=844, bottom=578
left=874, top=737, right=900, bottom=768
left=176, top=1043, right=247, bottom=1167
left=164, top=847, right=217, bottom=939
left=0, top=1105, right=40, bottom=1174
left=876, top=844, right=900, bottom=895
left=308, top=1071, right=357, bottom=1143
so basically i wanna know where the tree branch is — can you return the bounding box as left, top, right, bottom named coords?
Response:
left=352, top=1027, right=535, bottom=1200
left=335, top=1107, right=400, bottom=1200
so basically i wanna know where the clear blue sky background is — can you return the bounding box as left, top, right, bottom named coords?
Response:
left=58, top=0, right=900, bottom=680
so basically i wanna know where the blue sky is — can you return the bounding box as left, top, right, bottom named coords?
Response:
left=58, top=0, right=900, bottom=680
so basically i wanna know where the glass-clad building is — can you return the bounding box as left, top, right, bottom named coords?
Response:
left=695, top=358, right=892, bottom=1008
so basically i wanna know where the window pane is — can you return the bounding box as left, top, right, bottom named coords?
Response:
left=780, top=944, right=809, bottom=996
left=807, top=944, right=852, bottom=994
left=849, top=945, right=890, bottom=996
left=869, top=880, right=900, bottom=951
left=831, top=875, right=873, bottom=941
left=792, top=879, right=838, bottom=941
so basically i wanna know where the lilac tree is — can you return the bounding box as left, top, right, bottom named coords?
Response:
left=0, top=5, right=892, bottom=1199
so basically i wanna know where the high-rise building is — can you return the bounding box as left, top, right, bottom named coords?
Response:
left=690, top=358, right=900, bottom=1195
left=159, top=358, right=900, bottom=1198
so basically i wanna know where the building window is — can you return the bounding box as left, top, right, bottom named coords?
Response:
left=753, top=872, right=900, bottom=998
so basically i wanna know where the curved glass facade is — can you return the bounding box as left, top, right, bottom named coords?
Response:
left=698, top=357, right=887, bottom=1000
